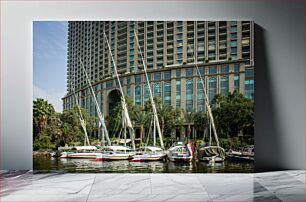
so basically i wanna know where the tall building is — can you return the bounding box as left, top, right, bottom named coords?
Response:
left=63, top=21, right=254, bottom=136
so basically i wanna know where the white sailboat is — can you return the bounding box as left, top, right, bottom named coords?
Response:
left=79, top=59, right=111, bottom=147
left=94, top=32, right=136, bottom=161
left=188, top=46, right=225, bottom=163
left=168, top=141, right=194, bottom=162
left=129, top=28, right=166, bottom=162
left=60, top=83, right=98, bottom=159
left=60, top=146, right=98, bottom=159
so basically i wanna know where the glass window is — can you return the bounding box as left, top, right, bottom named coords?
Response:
left=186, top=80, right=193, bottom=112
left=231, top=33, right=237, bottom=39
left=230, top=41, right=237, bottom=47
left=164, top=82, right=171, bottom=106
left=176, top=79, right=181, bottom=108
left=106, top=81, right=113, bottom=88
left=197, top=80, right=205, bottom=112
left=221, top=76, right=229, bottom=96
left=176, top=69, right=181, bottom=77
left=231, top=26, right=237, bottom=33
left=177, top=53, right=183, bottom=59
left=164, top=71, right=171, bottom=80
left=231, top=47, right=238, bottom=54
left=135, top=85, right=142, bottom=105
left=144, top=84, right=150, bottom=102
left=127, top=77, right=131, bottom=84
left=245, top=79, right=254, bottom=100
left=208, top=66, right=217, bottom=74
left=176, top=80, right=181, bottom=91
left=186, top=68, right=193, bottom=77
left=197, top=67, right=205, bottom=76
left=135, top=75, right=141, bottom=84
left=154, top=72, right=161, bottom=81
left=245, top=68, right=254, bottom=77
left=230, top=21, right=237, bottom=26
left=127, top=86, right=131, bottom=96
left=154, top=83, right=161, bottom=97
left=234, top=64, right=240, bottom=72
left=234, top=75, right=239, bottom=91
left=221, top=65, right=229, bottom=73
left=209, top=77, right=217, bottom=102
left=177, top=47, right=183, bottom=52
left=177, top=26, right=183, bottom=32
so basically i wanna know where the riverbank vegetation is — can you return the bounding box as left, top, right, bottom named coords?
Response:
left=33, top=91, right=254, bottom=151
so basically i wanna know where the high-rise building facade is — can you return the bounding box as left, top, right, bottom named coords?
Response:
left=63, top=21, right=254, bottom=120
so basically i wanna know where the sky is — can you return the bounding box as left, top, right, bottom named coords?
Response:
left=33, top=21, right=68, bottom=112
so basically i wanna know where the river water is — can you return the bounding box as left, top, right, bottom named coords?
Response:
left=33, top=156, right=254, bottom=173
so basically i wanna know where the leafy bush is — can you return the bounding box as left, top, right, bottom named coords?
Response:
left=33, top=134, right=55, bottom=151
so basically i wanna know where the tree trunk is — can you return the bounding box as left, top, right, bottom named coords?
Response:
left=161, top=121, right=164, bottom=137
left=139, top=126, right=143, bottom=145
left=187, top=125, right=191, bottom=140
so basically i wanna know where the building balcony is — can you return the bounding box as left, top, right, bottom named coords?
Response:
left=219, top=44, right=227, bottom=49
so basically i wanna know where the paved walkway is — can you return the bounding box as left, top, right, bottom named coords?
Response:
left=1, top=170, right=305, bottom=201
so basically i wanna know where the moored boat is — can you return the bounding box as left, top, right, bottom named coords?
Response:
left=60, top=146, right=98, bottom=159
left=226, top=145, right=254, bottom=162
left=168, top=141, right=194, bottom=162
left=197, top=145, right=225, bottom=162
left=130, top=146, right=166, bottom=162
left=94, top=145, right=134, bottom=161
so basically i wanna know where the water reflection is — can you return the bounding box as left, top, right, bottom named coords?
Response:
left=34, top=156, right=254, bottom=173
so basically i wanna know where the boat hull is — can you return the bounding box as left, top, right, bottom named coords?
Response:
left=198, top=156, right=224, bottom=163
left=168, top=156, right=193, bottom=162
left=130, top=154, right=165, bottom=162
left=227, top=155, right=254, bottom=162
left=60, top=152, right=98, bottom=159
left=93, top=153, right=132, bottom=161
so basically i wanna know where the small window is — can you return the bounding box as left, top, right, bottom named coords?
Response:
left=154, top=72, right=161, bottom=81
left=221, top=65, right=229, bottom=73
left=245, top=68, right=254, bottom=77
left=135, top=75, right=141, bottom=84
left=208, top=66, right=217, bottom=74
left=186, top=69, right=193, bottom=77
left=234, top=64, right=240, bottom=72
left=176, top=69, right=181, bottom=77
left=164, top=71, right=171, bottom=80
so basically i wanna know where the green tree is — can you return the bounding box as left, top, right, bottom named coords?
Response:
left=60, top=106, right=96, bottom=145
left=183, top=111, right=194, bottom=140
left=133, top=110, right=150, bottom=144
left=212, top=91, right=254, bottom=139
left=193, top=111, right=209, bottom=139
left=33, top=98, right=55, bottom=138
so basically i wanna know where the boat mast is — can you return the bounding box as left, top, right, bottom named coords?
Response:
left=79, top=59, right=111, bottom=147
left=103, top=32, right=136, bottom=151
left=188, top=45, right=220, bottom=147
left=70, top=82, right=90, bottom=146
left=134, top=28, right=164, bottom=149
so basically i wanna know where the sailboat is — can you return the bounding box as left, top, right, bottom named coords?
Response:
left=60, top=82, right=98, bottom=159
left=129, top=29, right=166, bottom=162
left=94, top=32, right=136, bottom=161
left=168, top=140, right=194, bottom=162
left=226, top=145, right=254, bottom=162
left=189, top=46, right=225, bottom=163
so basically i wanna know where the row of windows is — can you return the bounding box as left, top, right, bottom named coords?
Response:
left=67, top=64, right=247, bottom=99
left=65, top=77, right=254, bottom=113
left=99, top=65, right=247, bottom=88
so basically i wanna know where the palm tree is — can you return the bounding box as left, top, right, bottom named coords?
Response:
left=193, top=112, right=209, bottom=140
left=156, top=104, right=171, bottom=136
left=133, top=111, right=150, bottom=144
left=33, top=98, right=54, bottom=136
left=183, top=110, right=194, bottom=140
